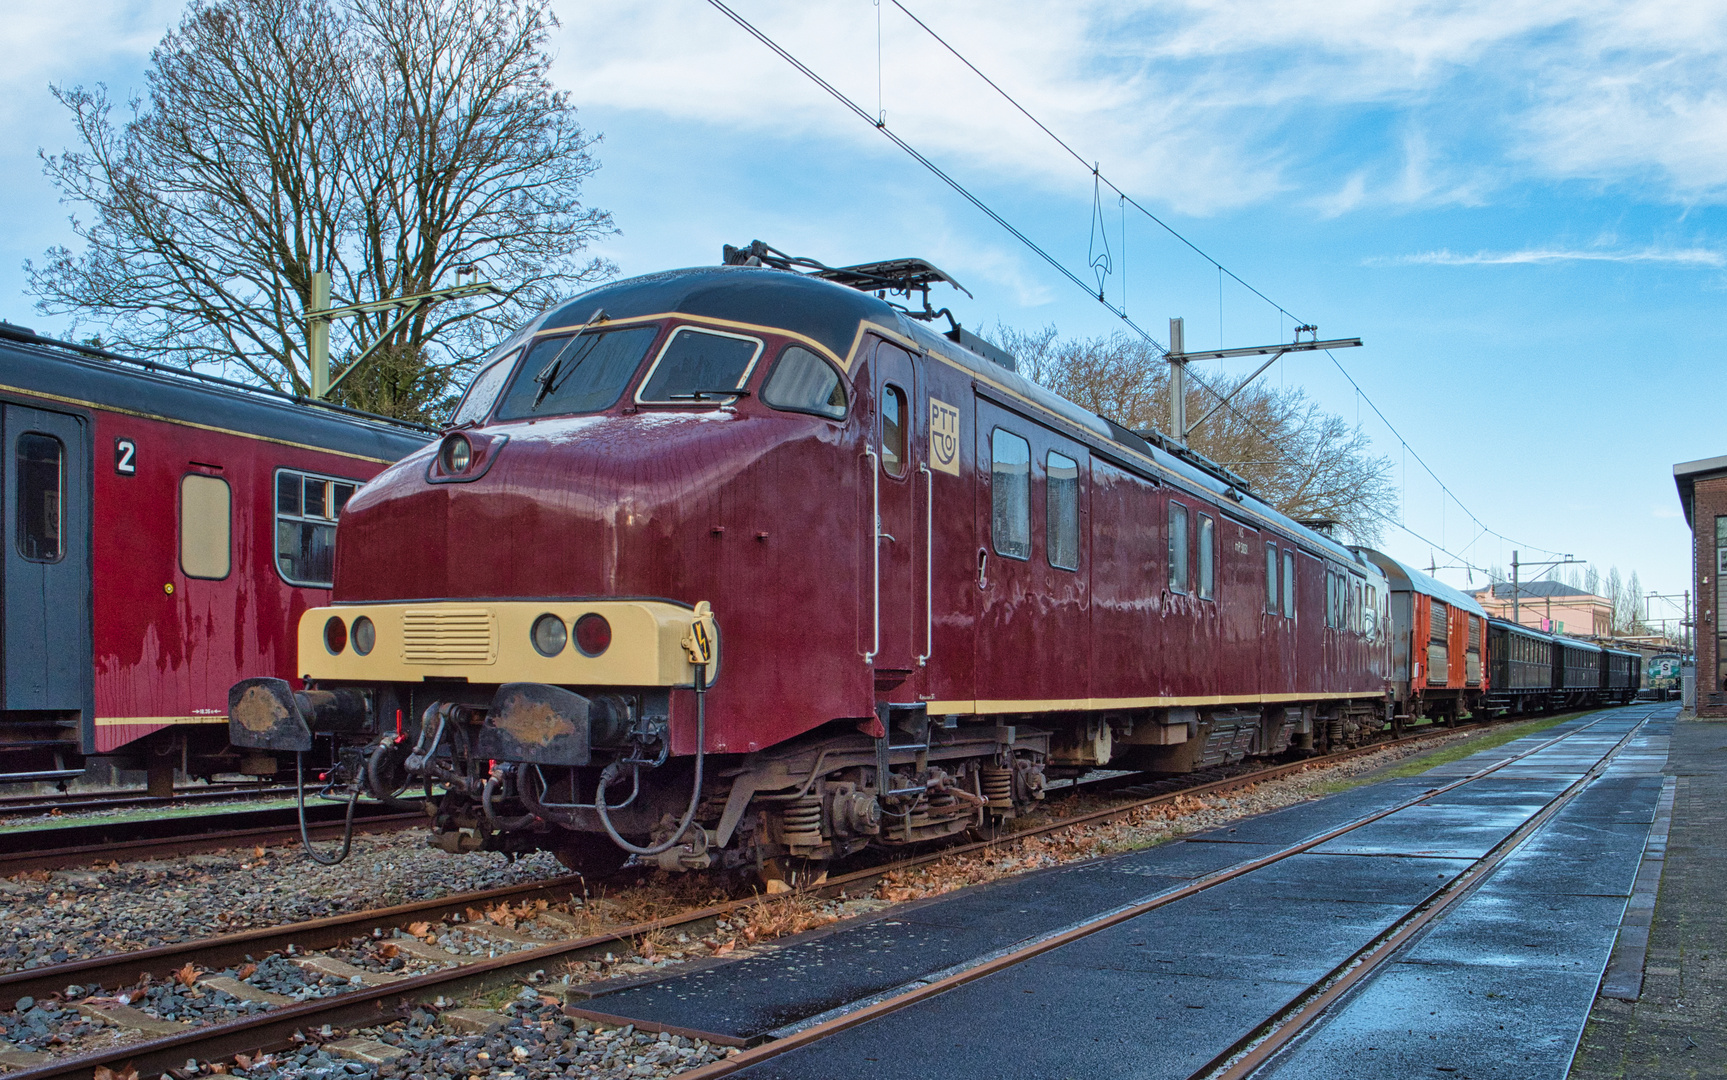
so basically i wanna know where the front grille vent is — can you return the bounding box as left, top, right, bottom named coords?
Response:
left=402, top=609, right=496, bottom=665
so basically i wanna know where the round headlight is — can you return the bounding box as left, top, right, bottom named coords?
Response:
left=441, top=434, right=472, bottom=473
left=324, top=616, right=348, bottom=655
left=531, top=613, right=567, bottom=657
left=351, top=616, right=375, bottom=656
left=574, top=613, right=612, bottom=657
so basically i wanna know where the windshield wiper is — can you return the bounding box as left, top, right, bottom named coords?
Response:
left=666, top=388, right=752, bottom=400
left=529, top=307, right=606, bottom=411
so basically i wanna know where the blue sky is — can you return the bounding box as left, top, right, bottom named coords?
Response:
left=3, top=0, right=1721, bottom=628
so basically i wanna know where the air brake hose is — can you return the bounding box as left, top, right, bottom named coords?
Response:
left=594, top=665, right=708, bottom=857
left=296, top=751, right=359, bottom=866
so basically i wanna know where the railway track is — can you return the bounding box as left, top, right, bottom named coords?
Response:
left=0, top=805, right=423, bottom=876
left=0, top=784, right=295, bottom=820
left=0, top=714, right=1542, bottom=1080
left=675, top=705, right=1663, bottom=1079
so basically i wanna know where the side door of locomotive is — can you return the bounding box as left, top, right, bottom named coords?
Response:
left=866, top=340, right=926, bottom=699
left=1261, top=535, right=1295, bottom=697
left=1219, top=518, right=1260, bottom=696
left=1, top=404, right=93, bottom=728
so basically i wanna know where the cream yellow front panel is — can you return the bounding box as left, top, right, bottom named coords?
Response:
left=299, top=600, right=714, bottom=687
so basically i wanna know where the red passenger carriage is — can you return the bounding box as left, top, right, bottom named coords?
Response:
left=226, top=260, right=1397, bottom=874
left=0, top=325, right=428, bottom=787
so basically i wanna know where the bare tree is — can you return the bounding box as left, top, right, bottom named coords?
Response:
left=30, top=0, right=614, bottom=421
left=990, top=327, right=1398, bottom=544
left=1605, top=567, right=1624, bottom=632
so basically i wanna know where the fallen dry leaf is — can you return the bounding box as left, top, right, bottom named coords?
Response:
left=235, top=963, right=257, bottom=980
left=407, top=921, right=432, bottom=939
left=175, top=963, right=200, bottom=988
left=376, top=942, right=400, bottom=959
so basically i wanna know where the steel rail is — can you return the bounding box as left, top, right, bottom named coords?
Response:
left=670, top=712, right=1627, bottom=1078
left=0, top=810, right=422, bottom=875
left=0, top=714, right=1569, bottom=1079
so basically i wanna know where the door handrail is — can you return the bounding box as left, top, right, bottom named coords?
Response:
left=864, top=447, right=880, bottom=664
left=917, top=461, right=932, bottom=667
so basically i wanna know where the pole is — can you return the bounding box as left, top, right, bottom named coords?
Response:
left=1169, top=317, right=1186, bottom=446
left=1511, top=551, right=1519, bottom=626
left=308, top=270, right=331, bottom=399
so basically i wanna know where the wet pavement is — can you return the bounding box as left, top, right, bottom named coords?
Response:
left=1570, top=715, right=1727, bottom=1080
left=562, top=705, right=1680, bottom=1079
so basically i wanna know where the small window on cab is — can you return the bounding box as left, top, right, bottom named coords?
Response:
left=1168, top=502, right=1189, bottom=594
left=276, top=469, right=359, bottom=587
left=637, top=326, right=762, bottom=404
left=1047, top=451, right=1079, bottom=571
left=449, top=346, right=521, bottom=426
left=1197, top=514, right=1215, bottom=600
left=1282, top=550, right=1297, bottom=618
left=1265, top=542, right=1278, bottom=612
left=761, top=345, right=846, bottom=419
left=990, top=428, right=1031, bottom=560
left=180, top=474, right=231, bottom=580
left=881, top=385, right=908, bottom=477
left=16, top=432, right=63, bottom=563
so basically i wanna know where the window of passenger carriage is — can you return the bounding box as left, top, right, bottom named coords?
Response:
left=495, top=325, right=661, bottom=419
left=449, top=345, right=521, bottom=426
left=276, top=469, right=359, bottom=587
left=1047, top=451, right=1080, bottom=571
left=1265, top=542, right=1278, bottom=612
left=1282, top=550, right=1296, bottom=618
left=1167, top=502, right=1189, bottom=594
left=761, top=345, right=847, bottom=420
left=637, top=326, right=762, bottom=405
left=881, top=385, right=908, bottom=477
left=16, top=432, right=63, bottom=562
left=1197, top=514, right=1215, bottom=600
left=990, top=428, right=1031, bottom=560
left=180, top=474, right=231, bottom=580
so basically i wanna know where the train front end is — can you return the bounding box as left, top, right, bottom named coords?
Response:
left=225, top=266, right=882, bottom=873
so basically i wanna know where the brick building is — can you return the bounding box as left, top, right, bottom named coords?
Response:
left=1674, top=454, right=1727, bottom=715
left=1470, top=580, right=1614, bottom=638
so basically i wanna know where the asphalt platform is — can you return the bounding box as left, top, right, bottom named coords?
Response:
left=571, top=705, right=1681, bottom=1079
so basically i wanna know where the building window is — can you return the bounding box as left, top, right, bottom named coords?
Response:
left=277, top=470, right=358, bottom=587
left=990, top=428, right=1030, bottom=560
left=1047, top=452, right=1079, bottom=571
left=1197, top=514, right=1215, bottom=600
left=180, top=474, right=231, bottom=580
left=1168, top=502, right=1189, bottom=594
left=15, top=433, right=63, bottom=563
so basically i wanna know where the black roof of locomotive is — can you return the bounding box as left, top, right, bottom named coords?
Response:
left=540, top=265, right=893, bottom=361
left=0, top=327, right=432, bottom=462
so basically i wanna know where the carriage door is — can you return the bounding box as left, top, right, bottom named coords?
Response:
left=869, top=342, right=924, bottom=697
left=2, top=405, right=92, bottom=727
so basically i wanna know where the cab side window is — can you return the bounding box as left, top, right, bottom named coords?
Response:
left=990, top=428, right=1030, bottom=559
left=1265, top=542, right=1278, bottom=612
left=881, top=384, right=908, bottom=477
left=762, top=346, right=847, bottom=419
left=1197, top=513, right=1215, bottom=600
left=1167, top=502, right=1189, bottom=594
left=1046, top=451, right=1079, bottom=571
left=16, top=432, right=63, bottom=562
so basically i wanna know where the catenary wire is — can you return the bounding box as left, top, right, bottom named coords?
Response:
left=886, top=0, right=1569, bottom=561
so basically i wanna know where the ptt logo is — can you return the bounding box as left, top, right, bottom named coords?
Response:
left=929, top=398, right=960, bottom=476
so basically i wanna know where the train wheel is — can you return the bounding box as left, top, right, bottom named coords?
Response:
left=553, top=836, right=631, bottom=878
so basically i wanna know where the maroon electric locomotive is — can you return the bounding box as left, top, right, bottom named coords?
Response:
left=227, top=252, right=1397, bottom=876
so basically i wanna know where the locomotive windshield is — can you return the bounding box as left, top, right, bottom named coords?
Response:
left=494, top=326, right=660, bottom=419
left=637, top=327, right=761, bottom=404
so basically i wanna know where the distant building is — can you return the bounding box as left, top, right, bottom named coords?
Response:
left=1675, top=454, right=1727, bottom=715
left=1470, top=580, right=1614, bottom=639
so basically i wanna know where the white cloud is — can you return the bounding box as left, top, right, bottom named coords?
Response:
left=552, top=1, right=1727, bottom=214
left=1370, top=247, right=1726, bottom=267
